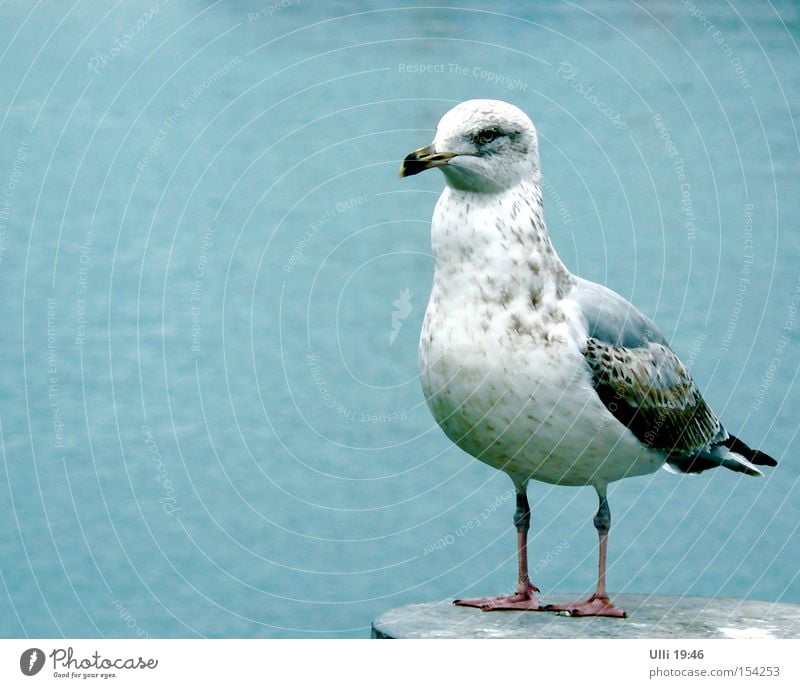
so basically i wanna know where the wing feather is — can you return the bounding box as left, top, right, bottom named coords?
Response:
left=583, top=337, right=722, bottom=454
left=568, top=280, right=774, bottom=474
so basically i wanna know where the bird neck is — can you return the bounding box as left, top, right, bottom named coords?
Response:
left=431, top=180, right=574, bottom=304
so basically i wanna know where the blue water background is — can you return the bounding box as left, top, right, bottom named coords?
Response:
left=0, top=0, right=798, bottom=638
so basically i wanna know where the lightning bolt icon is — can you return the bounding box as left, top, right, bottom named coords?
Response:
left=28, top=650, right=38, bottom=671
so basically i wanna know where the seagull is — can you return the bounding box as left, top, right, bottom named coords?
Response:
left=400, top=99, right=777, bottom=618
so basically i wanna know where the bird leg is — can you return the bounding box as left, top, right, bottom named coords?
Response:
left=544, top=488, right=627, bottom=618
left=454, top=490, right=544, bottom=611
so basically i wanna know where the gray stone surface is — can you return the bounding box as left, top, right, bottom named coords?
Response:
left=372, top=595, right=800, bottom=639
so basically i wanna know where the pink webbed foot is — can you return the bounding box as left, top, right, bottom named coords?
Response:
left=454, top=581, right=545, bottom=612
left=544, top=594, right=627, bottom=618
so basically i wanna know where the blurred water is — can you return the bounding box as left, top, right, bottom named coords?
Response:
left=0, top=0, right=798, bottom=638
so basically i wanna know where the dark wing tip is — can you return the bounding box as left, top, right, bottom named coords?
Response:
left=724, top=435, right=778, bottom=467
left=749, top=450, right=778, bottom=467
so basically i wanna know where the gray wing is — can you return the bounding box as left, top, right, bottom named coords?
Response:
left=569, top=279, right=772, bottom=475
left=570, top=278, right=669, bottom=348
left=569, top=279, right=723, bottom=453
left=582, top=337, right=723, bottom=454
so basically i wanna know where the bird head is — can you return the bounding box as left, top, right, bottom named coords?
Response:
left=400, top=99, right=540, bottom=193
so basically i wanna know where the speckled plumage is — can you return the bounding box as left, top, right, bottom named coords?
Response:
left=402, top=99, right=776, bottom=615
left=419, top=176, right=667, bottom=489
left=411, top=99, right=773, bottom=489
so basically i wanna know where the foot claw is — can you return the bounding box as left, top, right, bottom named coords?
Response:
left=454, top=582, right=545, bottom=612
left=544, top=595, right=627, bottom=618
left=454, top=595, right=545, bottom=612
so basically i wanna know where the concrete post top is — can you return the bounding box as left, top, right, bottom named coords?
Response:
left=372, top=595, right=800, bottom=639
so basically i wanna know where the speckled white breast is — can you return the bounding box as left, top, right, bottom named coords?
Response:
left=419, top=297, right=663, bottom=487
left=418, top=185, right=664, bottom=488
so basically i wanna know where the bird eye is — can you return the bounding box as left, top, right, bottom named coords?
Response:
left=472, top=128, right=502, bottom=145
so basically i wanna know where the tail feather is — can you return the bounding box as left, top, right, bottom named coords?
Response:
left=665, top=433, right=777, bottom=477
left=666, top=452, right=763, bottom=477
